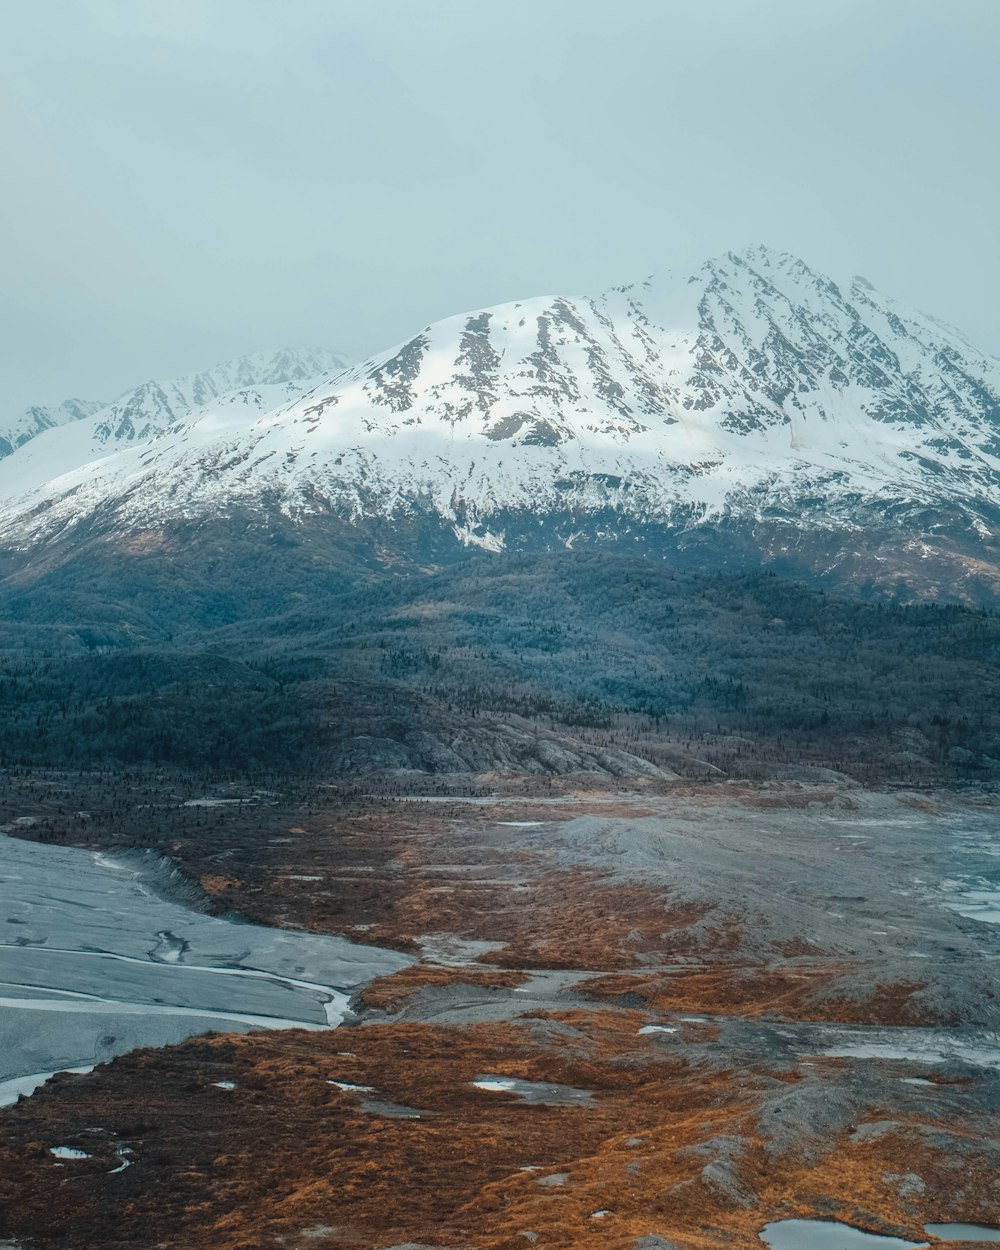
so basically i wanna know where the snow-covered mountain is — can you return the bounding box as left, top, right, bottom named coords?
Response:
left=80, top=346, right=350, bottom=447
left=2, top=249, right=998, bottom=600
left=0, top=398, right=105, bottom=459
left=0, top=348, right=349, bottom=503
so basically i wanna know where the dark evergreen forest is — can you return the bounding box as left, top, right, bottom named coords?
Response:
left=1, top=550, right=997, bottom=783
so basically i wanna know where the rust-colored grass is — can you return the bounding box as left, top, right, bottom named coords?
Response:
left=358, top=965, right=529, bottom=1012
left=0, top=1013, right=990, bottom=1250
left=580, top=968, right=929, bottom=1026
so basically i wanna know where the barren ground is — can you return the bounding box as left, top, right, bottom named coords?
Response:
left=1, top=777, right=998, bottom=1249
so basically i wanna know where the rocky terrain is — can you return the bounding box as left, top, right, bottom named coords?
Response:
left=1, top=778, right=998, bottom=1249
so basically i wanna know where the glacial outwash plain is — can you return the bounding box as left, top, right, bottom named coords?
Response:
left=0, top=775, right=998, bottom=1249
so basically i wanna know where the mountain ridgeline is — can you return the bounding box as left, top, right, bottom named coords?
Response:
left=2, top=246, right=999, bottom=604
left=0, top=399, right=106, bottom=460
left=1, top=251, right=998, bottom=785
left=0, top=347, right=349, bottom=504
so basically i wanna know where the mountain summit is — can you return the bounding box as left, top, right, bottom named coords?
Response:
left=2, top=249, right=998, bottom=601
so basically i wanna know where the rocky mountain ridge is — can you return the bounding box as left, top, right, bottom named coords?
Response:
left=0, top=347, right=349, bottom=504
left=0, top=398, right=105, bottom=460
left=2, top=248, right=998, bottom=602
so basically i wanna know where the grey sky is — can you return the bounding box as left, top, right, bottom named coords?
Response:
left=2, top=0, right=998, bottom=410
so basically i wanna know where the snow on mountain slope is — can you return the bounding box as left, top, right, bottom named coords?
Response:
left=0, top=348, right=349, bottom=503
left=0, top=398, right=105, bottom=459
left=3, top=249, right=999, bottom=563
left=79, top=347, right=350, bottom=447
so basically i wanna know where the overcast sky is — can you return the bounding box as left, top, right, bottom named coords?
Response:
left=2, top=0, right=998, bottom=409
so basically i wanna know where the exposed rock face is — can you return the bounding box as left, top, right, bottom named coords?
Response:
left=3, top=247, right=999, bottom=602
left=329, top=726, right=678, bottom=779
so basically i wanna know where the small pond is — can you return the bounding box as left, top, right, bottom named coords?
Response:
left=924, top=1227, right=1000, bottom=1243
left=472, top=1074, right=595, bottom=1106
left=760, top=1219, right=928, bottom=1249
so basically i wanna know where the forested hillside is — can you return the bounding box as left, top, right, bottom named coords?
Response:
left=1, top=552, right=996, bottom=783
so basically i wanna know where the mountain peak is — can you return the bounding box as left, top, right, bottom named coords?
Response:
left=103, top=347, right=350, bottom=409
left=725, top=242, right=799, bottom=267
left=2, top=255, right=998, bottom=603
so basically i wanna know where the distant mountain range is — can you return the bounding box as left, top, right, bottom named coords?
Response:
left=2, top=249, right=998, bottom=603
left=0, top=398, right=107, bottom=460
left=0, top=348, right=348, bottom=502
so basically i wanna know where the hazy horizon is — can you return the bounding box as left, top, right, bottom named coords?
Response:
left=2, top=0, right=998, bottom=410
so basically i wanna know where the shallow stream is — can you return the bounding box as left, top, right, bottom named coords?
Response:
left=0, top=834, right=410, bottom=1104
